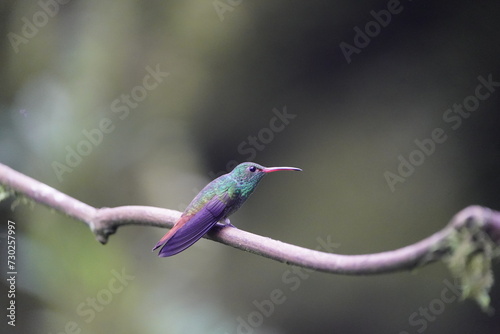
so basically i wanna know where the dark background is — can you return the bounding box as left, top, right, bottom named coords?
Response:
left=1, top=0, right=500, bottom=333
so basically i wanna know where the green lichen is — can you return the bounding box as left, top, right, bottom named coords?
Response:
left=0, top=185, right=13, bottom=202
left=10, top=195, right=36, bottom=210
left=0, top=185, right=35, bottom=210
left=444, top=222, right=499, bottom=313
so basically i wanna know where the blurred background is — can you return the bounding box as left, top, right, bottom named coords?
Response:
left=1, top=0, right=500, bottom=333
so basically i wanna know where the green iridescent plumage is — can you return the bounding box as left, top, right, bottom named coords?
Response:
left=153, top=162, right=301, bottom=257
left=185, top=162, right=270, bottom=217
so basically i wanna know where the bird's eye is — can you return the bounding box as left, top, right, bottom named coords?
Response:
left=248, top=166, right=257, bottom=172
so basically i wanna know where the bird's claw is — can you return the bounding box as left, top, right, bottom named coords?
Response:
left=216, top=218, right=237, bottom=228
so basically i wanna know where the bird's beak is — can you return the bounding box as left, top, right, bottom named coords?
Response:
left=262, top=166, right=302, bottom=173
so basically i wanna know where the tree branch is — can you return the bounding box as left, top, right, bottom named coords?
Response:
left=1, top=163, right=499, bottom=302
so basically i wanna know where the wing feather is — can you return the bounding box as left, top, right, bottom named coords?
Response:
left=156, top=196, right=228, bottom=257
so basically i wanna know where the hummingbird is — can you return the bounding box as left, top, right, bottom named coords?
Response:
left=153, top=162, right=302, bottom=257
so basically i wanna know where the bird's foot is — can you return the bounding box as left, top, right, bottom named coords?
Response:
left=217, top=218, right=237, bottom=228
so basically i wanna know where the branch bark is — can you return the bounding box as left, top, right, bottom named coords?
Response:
left=1, top=162, right=499, bottom=277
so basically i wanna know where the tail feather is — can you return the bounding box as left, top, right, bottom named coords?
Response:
left=151, top=216, right=188, bottom=251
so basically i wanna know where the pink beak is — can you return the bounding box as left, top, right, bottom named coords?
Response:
left=262, top=166, right=302, bottom=173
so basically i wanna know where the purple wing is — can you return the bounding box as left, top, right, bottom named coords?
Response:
left=157, top=196, right=228, bottom=257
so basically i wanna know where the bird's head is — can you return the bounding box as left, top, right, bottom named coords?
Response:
left=229, top=162, right=301, bottom=186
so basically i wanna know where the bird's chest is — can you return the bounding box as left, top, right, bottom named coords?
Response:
left=224, top=186, right=248, bottom=217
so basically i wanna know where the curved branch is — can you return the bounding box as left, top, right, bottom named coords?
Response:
left=1, top=163, right=499, bottom=277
